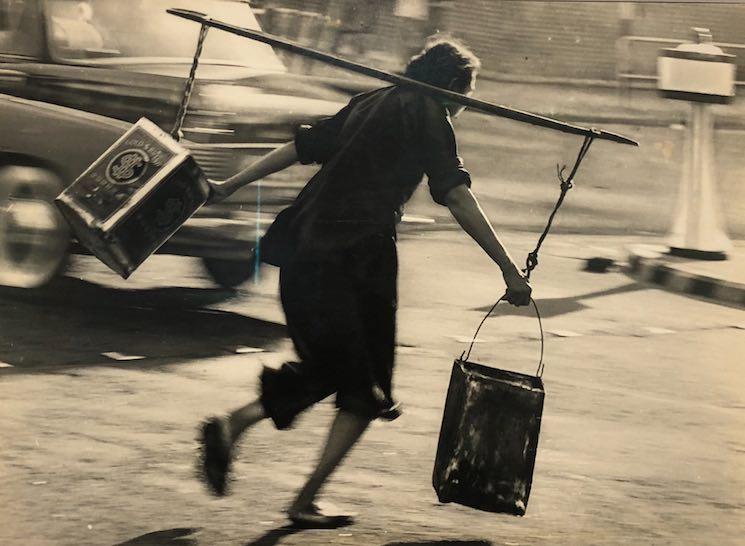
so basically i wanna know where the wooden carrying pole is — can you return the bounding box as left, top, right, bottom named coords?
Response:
left=167, top=8, right=638, bottom=147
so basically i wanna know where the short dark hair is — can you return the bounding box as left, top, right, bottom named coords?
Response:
left=404, top=36, right=481, bottom=92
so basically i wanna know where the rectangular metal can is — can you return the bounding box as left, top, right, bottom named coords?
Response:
left=55, top=118, right=210, bottom=278
left=432, top=359, right=545, bottom=516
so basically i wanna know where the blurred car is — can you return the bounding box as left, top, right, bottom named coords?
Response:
left=0, top=0, right=361, bottom=286
left=0, top=92, right=295, bottom=289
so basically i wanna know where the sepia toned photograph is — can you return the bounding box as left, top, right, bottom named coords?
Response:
left=1, top=1, right=743, bottom=544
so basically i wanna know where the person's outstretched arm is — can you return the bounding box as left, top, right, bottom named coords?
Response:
left=207, top=141, right=299, bottom=203
left=445, top=184, right=532, bottom=306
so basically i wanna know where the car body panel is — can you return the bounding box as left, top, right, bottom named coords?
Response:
left=0, top=92, right=128, bottom=183
left=0, top=93, right=265, bottom=260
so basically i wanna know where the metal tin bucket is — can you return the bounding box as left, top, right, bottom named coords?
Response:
left=55, top=118, right=209, bottom=278
left=433, top=358, right=545, bottom=516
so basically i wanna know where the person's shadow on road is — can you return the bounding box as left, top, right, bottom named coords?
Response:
left=113, top=527, right=201, bottom=545
left=476, top=282, right=644, bottom=319
left=384, top=540, right=492, bottom=546
left=111, top=526, right=493, bottom=546
left=243, top=525, right=301, bottom=546
left=243, top=529, right=493, bottom=546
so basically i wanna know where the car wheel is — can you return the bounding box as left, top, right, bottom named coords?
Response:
left=202, top=252, right=258, bottom=289
left=0, top=165, right=69, bottom=288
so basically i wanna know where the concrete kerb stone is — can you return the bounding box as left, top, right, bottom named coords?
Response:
left=623, top=244, right=745, bottom=307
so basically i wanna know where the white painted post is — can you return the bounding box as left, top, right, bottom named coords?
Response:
left=667, top=101, right=731, bottom=259
left=658, top=28, right=735, bottom=260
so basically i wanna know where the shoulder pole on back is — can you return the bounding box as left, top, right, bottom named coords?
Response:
left=167, top=8, right=637, bottom=147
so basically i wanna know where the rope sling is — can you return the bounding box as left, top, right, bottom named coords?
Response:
left=462, top=134, right=595, bottom=377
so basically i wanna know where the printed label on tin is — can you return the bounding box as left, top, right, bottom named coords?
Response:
left=106, top=149, right=151, bottom=185
left=69, top=125, right=175, bottom=223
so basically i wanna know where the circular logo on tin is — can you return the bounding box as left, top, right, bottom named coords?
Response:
left=155, top=197, right=186, bottom=230
left=106, top=149, right=150, bottom=185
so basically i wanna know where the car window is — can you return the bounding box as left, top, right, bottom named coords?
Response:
left=0, top=0, right=43, bottom=57
left=45, top=0, right=285, bottom=73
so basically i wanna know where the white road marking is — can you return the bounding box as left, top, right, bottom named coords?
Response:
left=643, top=326, right=676, bottom=335
left=234, top=346, right=264, bottom=354
left=101, top=352, right=146, bottom=361
left=547, top=329, right=583, bottom=338
left=401, top=214, right=436, bottom=224
left=0, top=361, right=13, bottom=368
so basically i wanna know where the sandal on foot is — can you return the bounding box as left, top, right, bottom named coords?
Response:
left=198, top=417, right=232, bottom=496
left=379, top=401, right=403, bottom=421
left=288, top=503, right=355, bottom=529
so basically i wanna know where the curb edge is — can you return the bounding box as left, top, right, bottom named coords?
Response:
left=624, top=248, right=745, bottom=308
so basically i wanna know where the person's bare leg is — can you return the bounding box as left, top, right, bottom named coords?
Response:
left=227, top=399, right=266, bottom=443
left=288, top=409, right=371, bottom=517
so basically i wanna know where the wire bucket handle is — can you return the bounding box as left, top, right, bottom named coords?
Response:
left=460, top=296, right=545, bottom=378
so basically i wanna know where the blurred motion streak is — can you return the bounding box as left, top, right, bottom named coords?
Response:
left=0, top=0, right=354, bottom=288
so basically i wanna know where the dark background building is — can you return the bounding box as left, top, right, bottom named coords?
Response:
left=253, top=1, right=745, bottom=84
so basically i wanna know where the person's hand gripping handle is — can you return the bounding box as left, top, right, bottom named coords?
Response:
left=205, top=179, right=231, bottom=205
left=502, top=268, right=532, bottom=307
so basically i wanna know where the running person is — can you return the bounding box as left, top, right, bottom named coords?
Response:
left=199, top=38, right=532, bottom=529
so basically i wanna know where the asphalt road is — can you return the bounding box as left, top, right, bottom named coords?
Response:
left=1, top=229, right=743, bottom=546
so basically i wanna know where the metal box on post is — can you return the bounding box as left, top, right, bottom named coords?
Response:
left=55, top=118, right=209, bottom=278
left=657, top=30, right=736, bottom=104
left=433, top=359, right=545, bottom=516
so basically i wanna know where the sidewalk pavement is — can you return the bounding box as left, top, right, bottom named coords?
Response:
left=622, top=240, right=745, bottom=308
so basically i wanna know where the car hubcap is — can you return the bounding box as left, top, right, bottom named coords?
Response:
left=0, top=175, right=69, bottom=288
